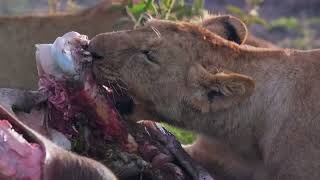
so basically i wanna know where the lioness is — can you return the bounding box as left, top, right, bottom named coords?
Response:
left=88, top=16, right=320, bottom=180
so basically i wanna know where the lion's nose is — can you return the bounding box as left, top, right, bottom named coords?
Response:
left=88, top=35, right=106, bottom=61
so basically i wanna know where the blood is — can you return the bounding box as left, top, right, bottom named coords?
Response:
left=0, top=120, right=43, bottom=180
left=39, top=70, right=129, bottom=150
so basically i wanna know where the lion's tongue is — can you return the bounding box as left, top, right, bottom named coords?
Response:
left=0, top=120, right=43, bottom=180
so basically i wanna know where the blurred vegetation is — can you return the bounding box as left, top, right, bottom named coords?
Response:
left=269, top=17, right=300, bottom=31
left=227, top=0, right=267, bottom=26
left=48, top=0, right=58, bottom=13
left=268, top=16, right=320, bottom=49
left=125, top=0, right=205, bottom=28
left=225, top=0, right=320, bottom=49
left=48, top=0, right=82, bottom=13
left=0, top=0, right=83, bottom=15
left=0, top=0, right=29, bottom=15
left=162, top=123, right=196, bottom=144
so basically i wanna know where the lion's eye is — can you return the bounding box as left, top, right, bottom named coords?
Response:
left=207, top=90, right=224, bottom=102
left=141, top=50, right=159, bottom=65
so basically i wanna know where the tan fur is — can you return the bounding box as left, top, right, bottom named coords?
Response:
left=0, top=0, right=132, bottom=90
left=245, top=34, right=278, bottom=49
left=89, top=17, right=320, bottom=180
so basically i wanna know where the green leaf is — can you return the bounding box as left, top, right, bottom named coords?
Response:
left=163, top=0, right=171, bottom=8
left=149, top=2, right=159, bottom=16
left=162, top=123, right=196, bottom=145
left=168, top=14, right=178, bottom=21
left=164, top=0, right=175, bottom=20
left=269, top=17, right=300, bottom=31
left=250, top=16, right=267, bottom=26
left=307, top=17, right=320, bottom=25
left=126, top=0, right=134, bottom=8
left=125, top=0, right=206, bottom=24
left=247, top=0, right=264, bottom=6
left=192, top=0, right=204, bottom=15
left=145, top=0, right=154, bottom=10
left=227, top=5, right=246, bottom=17
left=129, top=2, right=146, bottom=15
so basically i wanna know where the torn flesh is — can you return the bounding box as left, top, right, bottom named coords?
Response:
left=0, top=120, right=43, bottom=180
left=36, top=31, right=135, bottom=150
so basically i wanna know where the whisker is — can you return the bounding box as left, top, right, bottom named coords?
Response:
left=116, top=79, right=134, bottom=101
left=107, top=81, right=116, bottom=103
left=151, top=26, right=161, bottom=39
left=115, top=81, right=125, bottom=95
left=116, top=83, right=127, bottom=90
left=117, top=79, right=129, bottom=90
left=112, top=84, right=121, bottom=96
left=116, top=80, right=128, bottom=91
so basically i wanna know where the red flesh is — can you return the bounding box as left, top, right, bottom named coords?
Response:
left=39, top=70, right=129, bottom=149
left=0, top=120, right=43, bottom=180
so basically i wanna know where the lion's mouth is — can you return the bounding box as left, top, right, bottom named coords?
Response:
left=102, top=84, right=135, bottom=116
left=90, top=53, right=136, bottom=117
left=87, top=40, right=136, bottom=117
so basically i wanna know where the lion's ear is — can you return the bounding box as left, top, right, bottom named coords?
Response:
left=202, top=15, right=248, bottom=45
left=187, top=64, right=255, bottom=113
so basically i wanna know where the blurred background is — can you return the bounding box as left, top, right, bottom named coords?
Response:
left=1, top=0, right=320, bottom=49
